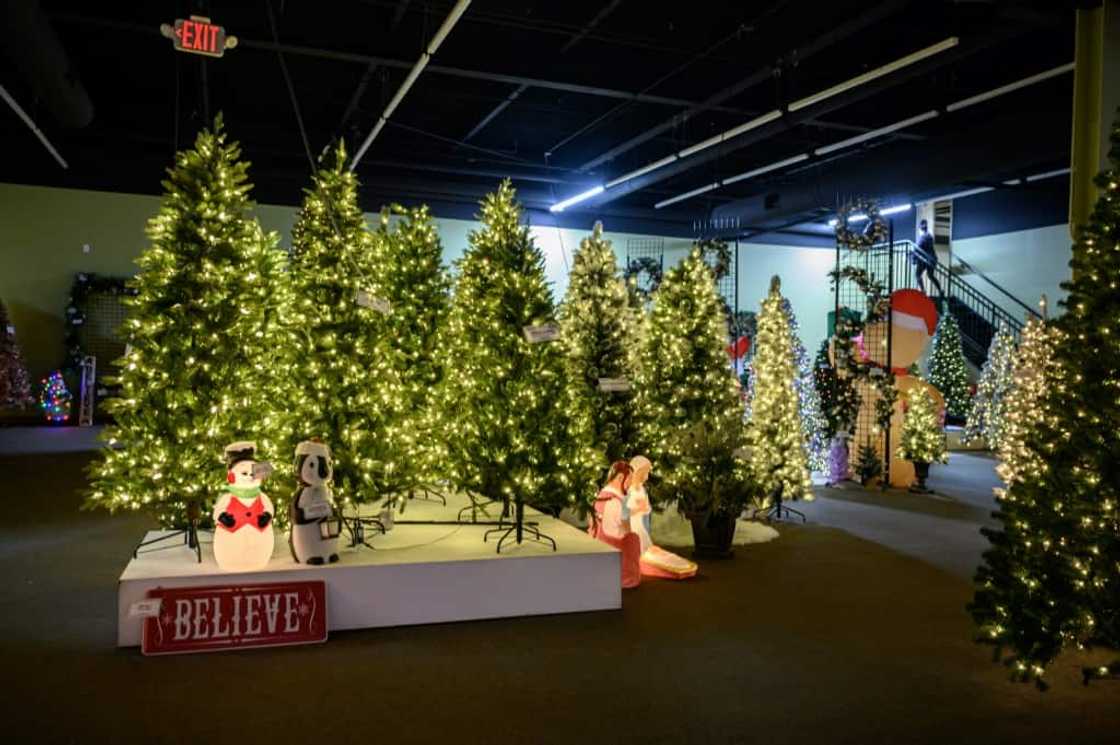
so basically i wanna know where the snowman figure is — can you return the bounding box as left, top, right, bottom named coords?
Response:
left=289, top=439, right=340, bottom=565
left=212, top=441, right=275, bottom=572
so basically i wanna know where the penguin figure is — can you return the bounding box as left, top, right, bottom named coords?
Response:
left=213, top=441, right=275, bottom=572
left=290, top=440, right=340, bottom=565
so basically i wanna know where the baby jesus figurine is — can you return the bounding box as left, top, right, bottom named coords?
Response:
left=626, top=456, right=698, bottom=580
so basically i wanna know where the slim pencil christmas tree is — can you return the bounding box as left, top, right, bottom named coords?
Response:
left=965, top=327, right=1016, bottom=450
left=0, top=299, right=34, bottom=410
left=928, top=312, right=970, bottom=418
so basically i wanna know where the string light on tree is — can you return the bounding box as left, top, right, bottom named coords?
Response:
left=970, top=114, right=1120, bottom=688
left=0, top=299, right=34, bottom=411
left=39, top=370, right=72, bottom=423
left=744, top=276, right=812, bottom=503
left=965, top=327, right=1017, bottom=450
left=897, top=384, right=947, bottom=466
left=85, top=117, right=289, bottom=526
left=928, top=312, right=971, bottom=418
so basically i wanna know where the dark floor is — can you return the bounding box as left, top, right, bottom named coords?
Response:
left=1, top=450, right=1118, bottom=745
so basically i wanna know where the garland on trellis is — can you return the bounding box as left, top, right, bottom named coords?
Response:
left=63, top=272, right=136, bottom=372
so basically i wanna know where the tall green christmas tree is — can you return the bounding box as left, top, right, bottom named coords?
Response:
left=964, top=327, right=1016, bottom=450
left=558, top=222, right=639, bottom=474
left=0, top=299, right=34, bottom=410
left=633, top=247, right=746, bottom=510
left=370, top=203, right=451, bottom=482
left=928, top=312, right=970, bottom=418
left=435, top=180, right=595, bottom=518
left=745, top=277, right=812, bottom=502
left=87, top=118, right=288, bottom=524
left=285, top=142, right=408, bottom=507
left=971, top=117, right=1120, bottom=688
left=994, top=314, right=1064, bottom=496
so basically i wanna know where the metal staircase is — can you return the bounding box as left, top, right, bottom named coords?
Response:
left=886, top=240, right=1040, bottom=367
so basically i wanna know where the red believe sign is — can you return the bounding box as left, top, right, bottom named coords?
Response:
left=142, top=581, right=327, bottom=655
left=160, top=16, right=237, bottom=58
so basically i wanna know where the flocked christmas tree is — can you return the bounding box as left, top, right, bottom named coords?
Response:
left=434, top=180, right=596, bottom=521
left=971, top=116, right=1120, bottom=688
left=633, top=247, right=747, bottom=511
left=87, top=118, right=288, bottom=525
left=0, top=299, right=34, bottom=410
left=370, top=203, right=450, bottom=484
left=964, top=326, right=1016, bottom=450
left=897, top=384, right=946, bottom=465
left=928, top=312, right=971, bottom=418
left=993, top=310, right=1064, bottom=496
left=558, top=221, right=638, bottom=475
left=745, top=277, right=812, bottom=503
left=285, top=142, right=409, bottom=507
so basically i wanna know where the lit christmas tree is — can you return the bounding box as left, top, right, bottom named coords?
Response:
left=964, top=327, right=1017, bottom=450
left=38, top=370, right=71, bottom=423
left=993, top=314, right=1064, bottom=494
left=370, top=203, right=451, bottom=481
left=285, top=142, right=409, bottom=507
left=971, top=117, right=1120, bottom=688
left=633, top=247, right=746, bottom=509
left=928, top=312, right=970, bottom=418
left=0, top=299, right=34, bottom=410
left=86, top=118, right=288, bottom=525
left=434, top=180, right=596, bottom=518
left=897, top=384, right=947, bottom=465
left=557, top=221, right=639, bottom=471
left=744, top=277, right=812, bottom=502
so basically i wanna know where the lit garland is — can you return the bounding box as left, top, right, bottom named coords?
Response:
left=370, top=203, right=452, bottom=487
left=971, top=115, right=1120, bottom=688
left=557, top=221, right=638, bottom=488
left=0, top=298, right=33, bottom=410
left=745, top=277, right=812, bottom=502
left=964, top=327, right=1017, bottom=449
left=86, top=117, right=289, bottom=527
left=285, top=142, right=410, bottom=509
left=633, top=248, right=750, bottom=513
left=928, top=312, right=971, bottom=418
left=434, top=180, right=596, bottom=515
left=896, top=384, right=946, bottom=464
left=38, top=370, right=71, bottom=423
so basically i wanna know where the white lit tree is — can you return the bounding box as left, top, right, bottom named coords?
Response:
left=745, top=276, right=812, bottom=502
left=965, top=327, right=1017, bottom=450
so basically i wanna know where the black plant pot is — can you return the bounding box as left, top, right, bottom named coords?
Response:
left=911, top=460, right=931, bottom=493
left=689, top=511, right=737, bottom=559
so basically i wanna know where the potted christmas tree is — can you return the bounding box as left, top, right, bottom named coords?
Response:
left=897, top=385, right=947, bottom=493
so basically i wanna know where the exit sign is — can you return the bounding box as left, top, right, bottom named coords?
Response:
left=160, top=15, right=238, bottom=58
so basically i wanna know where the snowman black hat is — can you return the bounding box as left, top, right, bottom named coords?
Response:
left=224, top=441, right=257, bottom=468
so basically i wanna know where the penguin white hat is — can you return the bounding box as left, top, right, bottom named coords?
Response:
left=296, top=440, right=331, bottom=459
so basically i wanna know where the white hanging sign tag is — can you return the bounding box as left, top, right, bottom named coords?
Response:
left=522, top=323, right=560, bottom=343
left=129, top=599, right=163, bottom=618
left=355, top=289, right=391, bottom=314
left=252, top=461, right=274, bottom=481
left=5, top=325, right=14, bottom=335
left=732, top=447, right=751, bottom=460
left=597, top=377, right=630, bottom=392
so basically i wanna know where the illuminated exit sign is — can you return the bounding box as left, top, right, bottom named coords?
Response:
left=160, top=15, right=238, bottom=58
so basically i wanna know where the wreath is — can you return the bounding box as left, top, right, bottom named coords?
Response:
left=696, top=238, right=732, bottom=280
left=623, top=257, right=664, bottom=300
left=833, top=198, right=887, bottom=250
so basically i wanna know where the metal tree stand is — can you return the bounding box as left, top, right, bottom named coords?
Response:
left=132, top=500, right=205, bottom=562
left=483, top=496, right=556, bottom=553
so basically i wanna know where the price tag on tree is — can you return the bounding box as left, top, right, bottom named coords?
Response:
left=355, top=289, right=391, bottom=315
left=597, top=378, right=630, bottom=392
left=522, top=323, right=560, bottom=343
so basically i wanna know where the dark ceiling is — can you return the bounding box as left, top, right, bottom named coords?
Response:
left=0, top=1, right=1081, bottom=238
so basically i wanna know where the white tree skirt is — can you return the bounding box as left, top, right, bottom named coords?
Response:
left=650, top=510, right=780, bottom=548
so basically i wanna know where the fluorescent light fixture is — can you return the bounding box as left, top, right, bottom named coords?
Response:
left=813, top=110, right=938, bottom=156
left=677, top=110, right=782, bottom=159
left=946, top=62, right=1074, bottom=113
left=605, top=154, right=678, bottom=188
left=827, top=203, right=911, bottom=226
left=549, top=184, right=605, bottom=213
left=1025, top=167, right=1070, bottom=183
left=655, top=182, right=720, bottom=209
left=922, top=186, right=995, bottom=203
left=789, top=37, right=959, bottom=112
left=723, top=153, right=810, bottom=186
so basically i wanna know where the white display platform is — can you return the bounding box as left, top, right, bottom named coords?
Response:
left=118, top=495, right=620, bottom=647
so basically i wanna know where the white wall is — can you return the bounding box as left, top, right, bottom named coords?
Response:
left=951, top=224, right=1072, bottom=320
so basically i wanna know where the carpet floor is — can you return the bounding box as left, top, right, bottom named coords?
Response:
left=1, top=452, right=1117, bottom=745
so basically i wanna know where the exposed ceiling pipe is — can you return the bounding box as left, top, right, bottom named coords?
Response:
left=0, top=83, right=68, bottom=168
left=350, top=0, right=472, bottom=170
